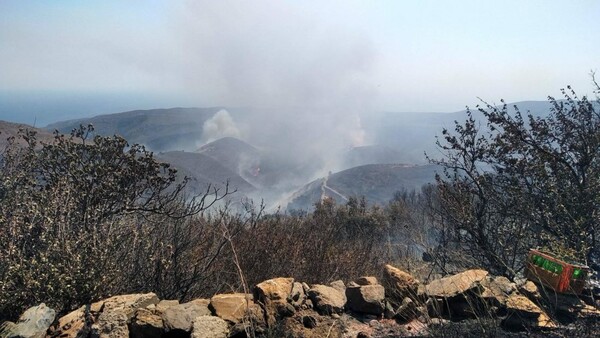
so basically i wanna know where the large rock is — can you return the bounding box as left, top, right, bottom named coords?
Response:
left=395, top=297, right=420, bottom=321
left=502, top=294, right=555, bottom=330
left=191, top=316, right=229, bottom=338
left=346, top=284, right=385, bottom=315
left=49, top=306, right=87, bottom=338
left=424, top=270, right=491, bottom=320
left=95, top=293, right=159, bottom=338
left=329, top=280, right=346, bottom=296
left=481, top=276, right=516, bottom=305
left=307, top=284, right=346, bottom=315
left=156, top=299, right=179, bottom=312
left=162, top=298, right=212, bottom=333
left=209, top=293, right=263, bottom=324
left=290, top=282, right=308, bottom=309
left=355, top=276, right=379, bottom=286
left=519, top=280, right=542, bottom=301
left=1, top=303, right=55, bottom=338
left=382, top=264, right=419, bottom=301
left=425, top=269, right=488, bottom=298
left=129, top=308, right=163, bottom=338
left=100, top=293, right=160, bottom=318
left=95, top=311, right=128, bottom=338
left=50, top=302, right=104, bottom=338
left=254, top=277, right=295, bottom=326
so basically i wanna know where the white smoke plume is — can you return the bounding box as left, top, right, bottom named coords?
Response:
left=200, top=109, right=241, bottom=144
left=174, top=0, right=377, bottom=178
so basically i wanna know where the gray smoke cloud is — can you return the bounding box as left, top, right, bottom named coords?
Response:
left=172, top=0, right=378, bottom=184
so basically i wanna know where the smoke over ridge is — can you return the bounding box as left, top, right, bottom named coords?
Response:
left=174, top=0, right=378, bottom=179
left=200, top=109, right=241, bottom=144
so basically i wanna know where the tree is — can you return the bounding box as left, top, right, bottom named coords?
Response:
left=0, top=125, right=228, bottom=318
left=430, top=80, right=600, bottom=277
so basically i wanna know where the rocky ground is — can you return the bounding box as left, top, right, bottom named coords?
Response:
left=2, top=265, right=600, bottom=338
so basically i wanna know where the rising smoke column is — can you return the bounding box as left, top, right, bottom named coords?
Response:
left=174, top=0, right=379, bottom=183
left=200, top=109, right=241, bottom=144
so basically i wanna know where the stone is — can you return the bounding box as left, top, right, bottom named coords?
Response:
left=481, top=276, right=516, bottom=305
left=95, top=293, right=160, bottom=338
left=254, top=277, right=295, bottom=326
left=191, top=315, right=229, bottom=338
left=428, top=318, right=451, bottom=326
left=519, top=280, right=542, bottom=301
left=425, top=269, right=488, bottom=298
left=290, top=282, right=307, bottom=309
left=346, top=284, right=385, bottom=315
left=330, top=280, right=346, bottom=296
left=51, top=294, right=155, bottom=338
left=162, top=298, right=212, bottom=333
left=1, top=303, right=55, bottom=338
left=209, top=293, right=263, bottom=324
left=302, top=282, right=311, bottom=294
left=96, top=310, right=128, bottom=338
left=347, top=281, right=360, bottom=288
left=384, top=301, right=395, bottom=319
left=129, top=308, right=163, bottom=338
left=355, top=276, right=379, bottom=286
left=501, top=294, right=556, bottom=330
left=382, top=264, right=419, bottom=301
left=49, top=306, right=87, bottom=338
left=424, top=270, right=492, bottom=320
left=303, top=298, right=314, bottom=310
left=156, top=299, right=179, bottom=312
left=100, top=293, right=160, bottom=319
left=307, top=284, right=346, bottom=315
left=395, top=297, right=419, bottom=321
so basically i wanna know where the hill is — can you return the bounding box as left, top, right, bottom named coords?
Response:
left=285, top=163, right=439, bottom=211
left=37, top=101, right=563, bottom=207
left=363, top=101, right=558, bottom=164
left=0, top=120, right=57, bottom=150
left=342, top=145, right=406, bottom=168
left=197, top=136, right=261, bottom=182
left=155, top=150, right=255, bottom=197
left=46, top=107, right=224, bottom=152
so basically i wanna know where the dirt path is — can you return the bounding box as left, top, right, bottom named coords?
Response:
left=321, top=173, right=348, bottom=202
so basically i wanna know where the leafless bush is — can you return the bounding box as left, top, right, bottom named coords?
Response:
left=0, top=127, right=228, bottom=319
left=233, top=197, right=391, bottom=286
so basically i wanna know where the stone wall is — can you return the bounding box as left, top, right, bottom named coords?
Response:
left=2, top=265, right=599, bottom=338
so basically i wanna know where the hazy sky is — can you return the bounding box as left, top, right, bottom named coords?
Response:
left=1, top=0, right=599, bottom=124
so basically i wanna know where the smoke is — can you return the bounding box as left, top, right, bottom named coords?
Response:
left=171, top=0, right=379, bottom=202
left=200, top=109, right=241, bottom=144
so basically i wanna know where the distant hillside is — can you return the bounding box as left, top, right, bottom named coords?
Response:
left=285, top=164, right=439, bottom=211
left=38, top=100, right=564, bottom=208
left=197, top=137, right=261, bottom=181
left=363, top=101, right=557, bottom=164
left=342, top=145, right=406, bottom=168
left=155, top=151, right=255, bottom=197
left=0, top=120, right=57, bottom=150
left=46, top=107, right=224, bottom=152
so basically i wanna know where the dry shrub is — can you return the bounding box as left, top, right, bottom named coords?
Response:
left=233, top=197, right=391, bottom=286
left=0, top=127, right=228, bottom=320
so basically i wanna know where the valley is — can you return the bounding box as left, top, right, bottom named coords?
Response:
left=1, top=101, right=557, bottom=212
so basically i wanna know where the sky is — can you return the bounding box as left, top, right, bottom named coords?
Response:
left=0, top=0, right=599, bottom=125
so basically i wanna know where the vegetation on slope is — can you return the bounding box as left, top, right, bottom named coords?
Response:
left=1, top=82, right=599, bottom=331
